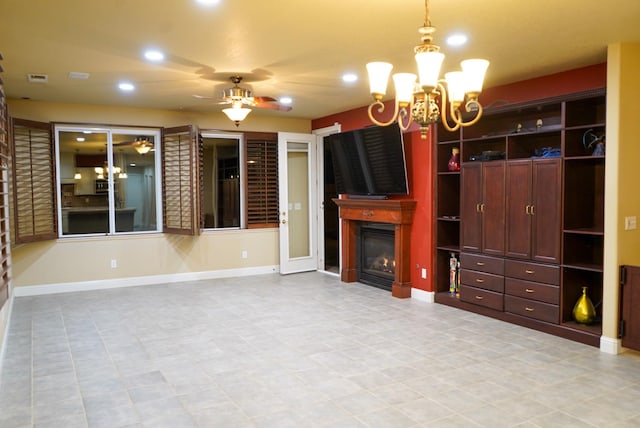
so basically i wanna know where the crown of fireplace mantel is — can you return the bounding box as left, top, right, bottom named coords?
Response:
left=333, top=198, right=417, bottom=298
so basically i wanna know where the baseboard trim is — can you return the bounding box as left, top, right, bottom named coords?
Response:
left=12, top=265, right=280, bottom=297
left=411, top=288, right=435, bottom=303
left=600, top=335, right=622, bottom=355
left=0, top=290, right=15, bottom=386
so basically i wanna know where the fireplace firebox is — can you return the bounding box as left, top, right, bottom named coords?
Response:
left=358, top=223, right=395, bottom=291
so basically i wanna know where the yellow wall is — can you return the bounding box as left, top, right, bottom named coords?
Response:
left=7, top=99, right=311, bottom=133
left=12, top=229, right=278, bottom=287
left=603, top=43, right=640, bottom=344
left=6, top=99, right=311, bottom=289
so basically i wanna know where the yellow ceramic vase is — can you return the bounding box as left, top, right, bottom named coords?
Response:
left=573, top=286, right=596, bottom=325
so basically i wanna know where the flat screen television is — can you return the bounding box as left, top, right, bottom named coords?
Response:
left=328, top=123, right=409, bottom=197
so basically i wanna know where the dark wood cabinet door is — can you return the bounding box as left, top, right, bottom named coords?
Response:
left=461, top=163, right=482, bottom=252
left=531, top=159, right=561, bottom=263
left=506, top=160, right=533, bottom=259
left=481, top=161, right=506, bottom=256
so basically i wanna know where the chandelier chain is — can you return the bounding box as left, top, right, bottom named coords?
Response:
left=424, top=0, right=431, bottom=27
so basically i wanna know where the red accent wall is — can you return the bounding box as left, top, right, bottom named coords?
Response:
left=312, top=63, right=606, bottom=293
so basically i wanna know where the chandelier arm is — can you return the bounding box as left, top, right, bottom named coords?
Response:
left=368, top=100, right=404, bottom=127
left=458, top=102, right=484, bottom=128
left=437, top=82, right=461, bottom=132
left=397, top=106, right=413, bottom=132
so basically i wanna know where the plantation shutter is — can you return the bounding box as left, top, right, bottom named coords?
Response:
left=0, top=56, right=9, bottom=310
left=10, top=118, right=57, bottom=243
left=162, top=125, right=199, bottom=235
left=245, top=133, right=279, bottom=228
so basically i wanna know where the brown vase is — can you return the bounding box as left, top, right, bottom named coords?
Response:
left=572, top=286, right=596, bottom=325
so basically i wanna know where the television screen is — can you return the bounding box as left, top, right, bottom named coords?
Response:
left=328, top=123, right=409, bottom=197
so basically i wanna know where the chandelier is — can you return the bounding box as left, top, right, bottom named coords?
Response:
left=366, top=0, right=489, bottom=138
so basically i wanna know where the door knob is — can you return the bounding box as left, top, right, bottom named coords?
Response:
left=281, top=219, right=287, bottom=224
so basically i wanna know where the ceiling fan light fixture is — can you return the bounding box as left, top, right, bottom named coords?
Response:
left=223, top=106, right=252, bottom=127
left=133, top=136, right=153, bottom=154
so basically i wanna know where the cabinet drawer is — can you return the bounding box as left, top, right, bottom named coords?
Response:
left=505, top=260, right=559, bottom=285
left=504, top=295, right=559, bottom=324
left=460, top=269, right=504, bottom=293
left=460, top=285, right=504, bottom=311
left=461, top=253, right=504, bottom=275
left=505, top=278, right=559, bottom=304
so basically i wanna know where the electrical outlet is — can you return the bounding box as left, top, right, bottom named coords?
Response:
left=421, top=268, right=427, bottom=279
left=110, top=259, right=117, bottom=268
left=241, top=250, right=248, bottom=259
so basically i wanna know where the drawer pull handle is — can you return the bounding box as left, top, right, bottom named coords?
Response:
left=525, top=269, right=535, bottom=274
left=475, top=279, right=485, bottom=283
left=475, top=296, right=484, bottom=300
left=476, top=262, right=485, bottom=266
left=525, top=307, right=535, bottom=312
left=525, top=288, right=535, bottom=293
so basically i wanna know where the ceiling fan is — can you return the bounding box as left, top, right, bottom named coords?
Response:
left=194, top=75, right=292, bottom=126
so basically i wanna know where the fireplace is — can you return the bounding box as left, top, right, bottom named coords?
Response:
left=333, top=198, right=416, bottom=298
left=358, top=223, right=395, bottom=291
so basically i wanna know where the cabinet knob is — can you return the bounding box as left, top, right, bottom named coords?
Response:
left=476, top=262, right=485, bottom=266
left=525, top=269, right=535, bottom=274
left=475, top=295, right=484, bottom=300
left=475, top=278, right=485, bottom=283
left=525, top=307, right=535, bottom=312
left=530, top=205, right=535, bottom=215
left=525, top=288, right=535, bottom=293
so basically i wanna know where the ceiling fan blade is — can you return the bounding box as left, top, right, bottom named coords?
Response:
left=193, top=94, right=216, bottom=99
left=254, top=102, right=292, bottom=112
left=253, top=96, right=277, bottom=103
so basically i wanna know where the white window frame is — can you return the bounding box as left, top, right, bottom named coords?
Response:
left=200, top=130, right=245, bottom=230
left=54, top=124, right=163, bottom=237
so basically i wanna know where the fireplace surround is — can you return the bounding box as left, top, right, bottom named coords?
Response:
left=333, top=198, right=417, bottom=298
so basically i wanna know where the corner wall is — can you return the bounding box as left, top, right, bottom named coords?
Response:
left=602, top=43, right=640, bottom=349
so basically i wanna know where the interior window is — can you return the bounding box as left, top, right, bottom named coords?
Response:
left=201, top=134, right=242, bottom=229
left=56, top=126, right=161, bottom=236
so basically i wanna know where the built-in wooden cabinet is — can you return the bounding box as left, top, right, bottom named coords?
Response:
left=460, top=161, right=506, bottom=256
left=506, top=158, right=561, bottom=263
left=433, top=89, right=606, bottom=347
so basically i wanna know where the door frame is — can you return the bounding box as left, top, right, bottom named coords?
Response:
left=312, top=124, right=341, bottom=274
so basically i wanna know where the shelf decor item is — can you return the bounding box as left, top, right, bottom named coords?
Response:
left=573, top=286, right=597, bottom=324
left=448, top=147, right=460, bottom=171
left=449, top=253, right=458, bottom=294
left=583, top=128, right=605, bottom=156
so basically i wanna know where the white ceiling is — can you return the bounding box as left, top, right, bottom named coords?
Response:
left=1, top=0, right=639, bottom=121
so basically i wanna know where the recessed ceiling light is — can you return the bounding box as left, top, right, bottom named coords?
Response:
left=279, top=97, right=293, bottom=105
left=342, top=73, right=358, bottom=83
left=196, top=0, right=220, bottom=5
left=447, top=33, right=468, bottom=47
left=76, top=137, right=85, bottom=142
left=144, top=50, right=165, bottom=62
left=118, top=82, right=135, bottom=91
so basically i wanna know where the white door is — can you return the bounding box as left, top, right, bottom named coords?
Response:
left=278, top=132, right=317, bottom=274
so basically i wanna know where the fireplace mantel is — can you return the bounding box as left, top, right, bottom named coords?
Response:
left=333, top=198, right=417, bottom=298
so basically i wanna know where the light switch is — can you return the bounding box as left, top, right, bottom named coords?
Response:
left=294, top=202, right=302, bottom=210
left=625, top=216, right=637, bottom=231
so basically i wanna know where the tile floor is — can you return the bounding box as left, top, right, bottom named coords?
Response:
left=1, top=271, right=640, bottom=427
